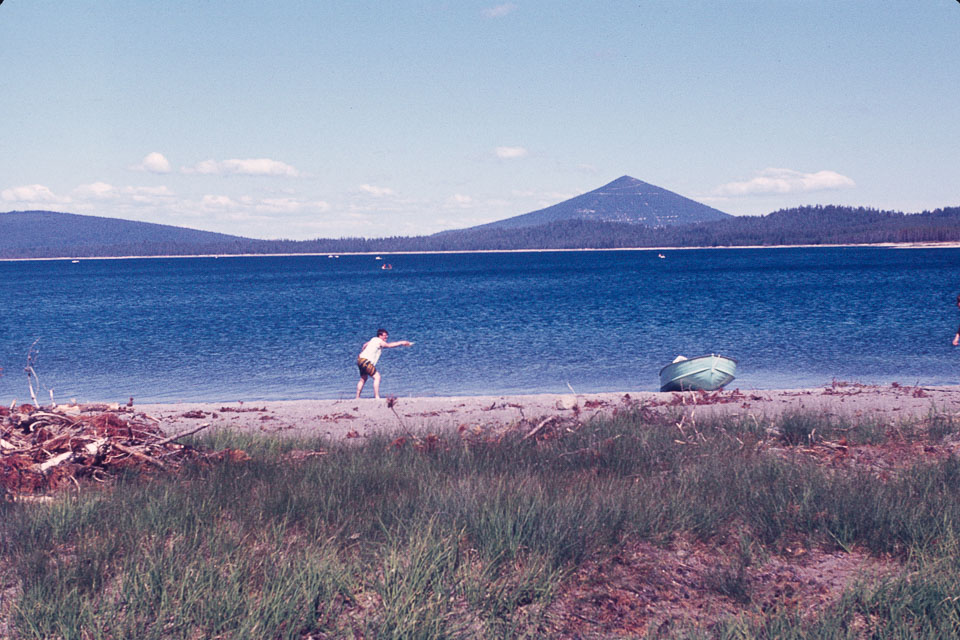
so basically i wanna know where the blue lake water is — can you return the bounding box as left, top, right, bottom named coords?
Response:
left=1, top=247, right=958, bottom=403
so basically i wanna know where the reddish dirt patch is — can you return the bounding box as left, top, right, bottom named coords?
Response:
left=765, top=435, right=960, bottom=476
left=541, top=537, right=895, bottom=637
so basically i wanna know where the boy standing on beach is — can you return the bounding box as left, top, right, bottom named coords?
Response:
left=356, top=328, right=413, bottom=399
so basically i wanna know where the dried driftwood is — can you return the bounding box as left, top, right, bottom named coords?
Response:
left=523, top=416, right=556, bottom=441
left=38, top=450, right=74, bottom=472
left=111, top=442, right=168, bottom=469
left=154, top=422, right=211, bottom=446
left=1, top=404, right=212, bottom=497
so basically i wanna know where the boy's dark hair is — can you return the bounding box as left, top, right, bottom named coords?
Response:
left=377, top=328, right=388, bottom=337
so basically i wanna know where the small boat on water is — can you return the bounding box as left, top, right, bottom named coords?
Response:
left=659, top=354, right=737, bottom=392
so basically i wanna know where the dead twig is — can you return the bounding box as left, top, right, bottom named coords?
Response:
left=25, top=338, right=42, bottom=408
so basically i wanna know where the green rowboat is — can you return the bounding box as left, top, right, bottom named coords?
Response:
left=659, top=354, right=737, bottom=392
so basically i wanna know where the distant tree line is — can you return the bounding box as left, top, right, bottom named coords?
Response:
left=238, top=205, right=960, bottom=253
left=3, top=205, right=960, bottom=258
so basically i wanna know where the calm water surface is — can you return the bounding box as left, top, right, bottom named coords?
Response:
left=1, top=247, right=958, bottom=402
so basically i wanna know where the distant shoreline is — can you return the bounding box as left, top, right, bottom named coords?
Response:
left=3, top=241, right=960, bottom=263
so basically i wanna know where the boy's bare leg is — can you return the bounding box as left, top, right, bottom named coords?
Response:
left=373, top=372, right=382, bottom=399
left=356, top=376, right=367, bottom=398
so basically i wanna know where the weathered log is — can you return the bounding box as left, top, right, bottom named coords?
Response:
left=523, top=416, right=555, bottom=441
left=111, top=443, right=168, bottom=469
left=153, top=422, right=211, bottom=447
left=27, top=411, right=77, bottom=426
left=39, top=450, right=74, bottom=472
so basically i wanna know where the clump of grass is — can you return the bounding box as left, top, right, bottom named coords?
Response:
left=367, top=519, right=465, bottom=638
left=704, top=534, right=755, bottom=605
left=181, top=425, right=329, bottom=458
left=926, top=410, right=959, bottom=442
left=844, top=417, right=887, bottom=445
left=779, top=409, right=830, bottom=445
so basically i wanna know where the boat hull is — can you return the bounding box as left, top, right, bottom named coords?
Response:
left=659, top=355, right=737, bottom=392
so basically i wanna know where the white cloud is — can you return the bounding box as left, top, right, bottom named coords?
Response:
left=183, top=158, right=301, bottom=177
left=127, top=185, right=174, bottom=197
left=73, top=183, right=174, bottom=202
left=255, top=197, right=331, bottom=213
left=201, top=194, right=238, bottom=208
left=223, top=158, right=300, bottom=176
left=1, top=184, right=70, bottom=204
left=195, top=194, right=332, bottom=219
left=256, top=197, right=304, bottom=213
left=75, top=182, right=116, bottom=199
left=446, top=193, right=473, bottom=208
left=130, top=152, right=172, bottom=173
left=495, top=146, right=528, bottom=159
left=715, top=168, right=855, bottom=197
left=126, top=186, right=175, bottom=204
left=187, top=159, right=221, bottom=175
left=483, top=3, right=517, bottom=18
left=359, top=184, right=396, bottom=197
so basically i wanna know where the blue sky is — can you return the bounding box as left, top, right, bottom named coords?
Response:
left=2, top=1, right=958, bottom=240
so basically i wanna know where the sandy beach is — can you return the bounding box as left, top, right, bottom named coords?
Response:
left=137, top=383, right=960, bottom=441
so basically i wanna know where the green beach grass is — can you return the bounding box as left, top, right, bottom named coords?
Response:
left=3, top=407, right=960, bottom=638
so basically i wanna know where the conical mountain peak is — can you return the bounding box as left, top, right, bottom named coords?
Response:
left=474, top=176, right=731, bottom=230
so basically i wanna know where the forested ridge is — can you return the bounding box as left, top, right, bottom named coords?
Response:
left=2, top=205, right=960, bottom=258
